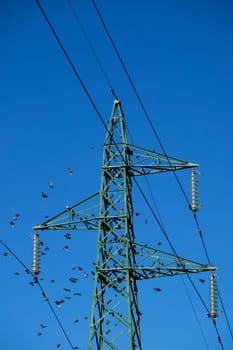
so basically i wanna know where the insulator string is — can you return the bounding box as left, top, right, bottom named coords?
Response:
left=32, top=232, right=41, bottom=275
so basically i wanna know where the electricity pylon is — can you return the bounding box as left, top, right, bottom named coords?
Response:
left=33, top=99, right=216, bottom=350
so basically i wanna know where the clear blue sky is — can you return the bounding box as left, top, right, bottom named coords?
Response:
left=1, top=1, right=232, bottom=349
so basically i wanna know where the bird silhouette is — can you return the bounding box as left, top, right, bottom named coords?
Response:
left=64, top=233, right=71, bottom=240
left=68, top=167, right=73, bottom=175
left=49, top=181, right=54, bottom=188
left=42, top=192, right=48, bottom=200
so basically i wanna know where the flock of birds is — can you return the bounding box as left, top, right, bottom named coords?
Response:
left=4, top=165, right=208, bottom=349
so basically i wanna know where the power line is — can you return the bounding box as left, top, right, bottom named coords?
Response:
left=34, top=2, right=228, bottom=348
left=0, top=239, right=76, bottom=350
left=89, top=1, right=233, bottom=341
left=66, top=0, right=118, bottom=99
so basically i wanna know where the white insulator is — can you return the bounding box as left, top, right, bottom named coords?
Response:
left=32, top=232, right=41, bottom=275
left=191, top=169, right=199, bottom=212
left=209, top=273, right=218, bottom=318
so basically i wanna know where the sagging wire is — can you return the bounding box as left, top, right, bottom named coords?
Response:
left=0, top=238, right=76, bottom=350
left=34, top=1, right=229, bottom=347
left=90, top=0, right=232, bottom=341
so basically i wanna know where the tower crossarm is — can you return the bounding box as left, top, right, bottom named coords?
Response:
left=33, top=192, right=100, bottom=231
left=130, top=242, right=216, bottom=280
left=123, top=144, right=198, bottom=176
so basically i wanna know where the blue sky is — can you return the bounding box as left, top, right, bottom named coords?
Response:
left=0, top=1, right=232, bottom=349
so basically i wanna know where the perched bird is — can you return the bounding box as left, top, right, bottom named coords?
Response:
left=68, top=167, right=73, bottom=175
left=42, top=192, right=48, bottom=200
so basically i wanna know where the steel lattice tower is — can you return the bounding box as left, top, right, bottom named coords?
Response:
left=33, top=99, right=215, bottom=350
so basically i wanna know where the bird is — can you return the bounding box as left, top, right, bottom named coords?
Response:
left=73, top=318, right=79, bottom=323
left=199, top=278, right=205, bottom=283
left=63, top=288, right=71, bottom=292
left=3, top=252, right=8, bottom=257
left=37, top=332, right=42, bottom=336
left=12, top=213, right=20, bottom=221
left=49, top=180, right=54, bottom=188
left=68, top=167, right=73, bottom=175
left=63, top=245, right=69, bottom=252
left=64, top=233, right=71, bottom=240
left=69, top=277, right=78, bottom=283
left=56, top=344, right=61, bottom=348
left=73, top=292, right=81, bottom=296
left=55, top=299, right=65, bottom=308
left=42, top=192, right=48, bottom=200
left=9, top=221, right=15, bottom=228
left=40, top=323, right=46, bottom=329
left=83, top=273, right=88, bottom=279
left=153, top=287, right=161, bottom=292
left=90, top=145, right=95, bottom=150
left=157, top=241, right=162, bottom=246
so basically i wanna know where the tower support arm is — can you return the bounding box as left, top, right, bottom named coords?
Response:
left=126, top=144, right=198, bottom=176
left=33, top=192, right=100, bottom=231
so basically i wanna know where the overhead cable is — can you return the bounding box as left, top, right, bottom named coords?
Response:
left=0, top=239, right=75, bottom=350
left=34, top=2, right=228, bottom=348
